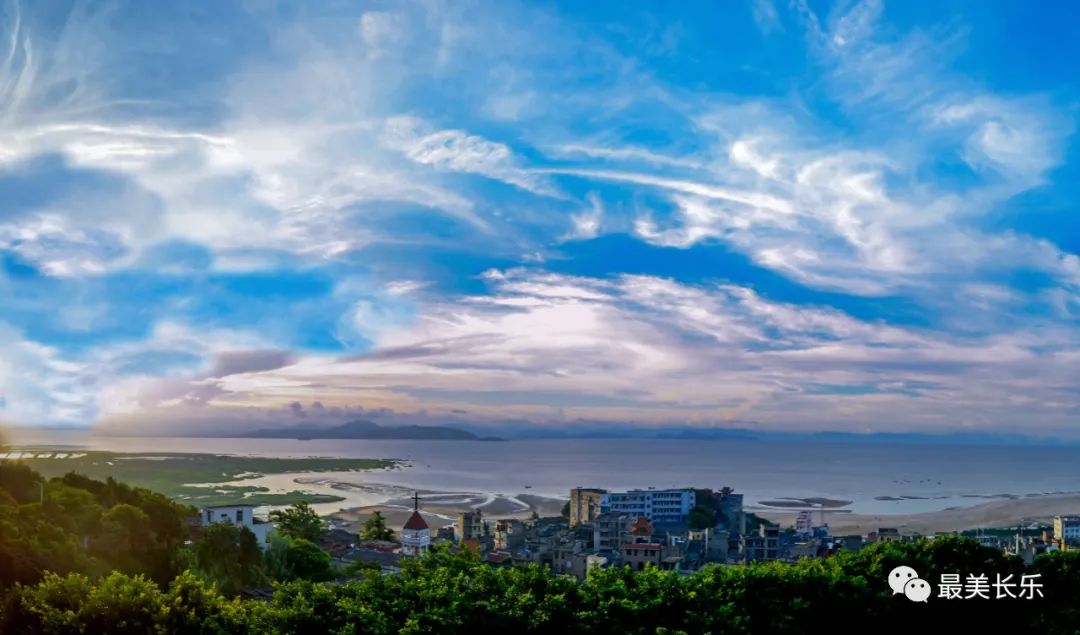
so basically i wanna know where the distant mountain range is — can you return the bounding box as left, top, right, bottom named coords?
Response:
left=243, top=419, right=500, bottom=441
left=82, top=419, right=1073, bottom=446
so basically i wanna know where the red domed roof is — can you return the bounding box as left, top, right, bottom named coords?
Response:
left=403, top=510, right=429, bottom=531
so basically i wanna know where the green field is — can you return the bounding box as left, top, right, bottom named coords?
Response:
left=2, top=449, right=400, bottom=507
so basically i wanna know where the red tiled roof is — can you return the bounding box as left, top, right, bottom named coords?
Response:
left=403, top=511, right=429, bottom=530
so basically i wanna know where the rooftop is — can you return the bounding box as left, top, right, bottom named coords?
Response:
left=202, top=504, right=257, bottom=510
left=403, top=510, right=429, bottom=531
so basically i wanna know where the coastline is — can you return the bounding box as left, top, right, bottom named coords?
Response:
left=245, top=471, right=1080, bottom=535
left=7, top=439, right=1080, bottom=535
left=757, top=492, right=1080, bottom=535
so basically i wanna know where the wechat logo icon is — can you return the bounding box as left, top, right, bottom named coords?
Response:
left=889, top=566, right=932, bottom=603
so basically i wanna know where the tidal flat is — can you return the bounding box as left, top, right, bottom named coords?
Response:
left=3, top=449, right=400, bottom=507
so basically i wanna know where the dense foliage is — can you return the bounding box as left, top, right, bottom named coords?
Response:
left=2, top=540, right=1080, bottom=634
left=181, top=522, right=269, bottom=596
left=264, top=535, right=335, bottom=583
left=0, top=463, right=190, bottom=587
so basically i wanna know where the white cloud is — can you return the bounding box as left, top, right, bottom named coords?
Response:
left=95, top=270, right=1080, bottom=434
left=0, top=3, right=513, bottom=278
left=358, top=11, right=406, bottom=59
left=0, top=324, right=94, bottom=426
left=382, top=115, right=556, bottom=196
left=562, top=193, right=603, bottom=241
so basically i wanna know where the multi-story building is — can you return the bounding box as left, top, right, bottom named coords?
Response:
left=593, top=511, right=631, bottom=552
left=494, top=519, right=525, bottom=551
left=600, top=488, right=695, bottom=524
left=621, top=518, right=683, bottom=572
left=1054, top=516, right=1080, bottom=544
left=743, top=523, right=780, bottom=562
left=569, top=488, right=606, bottom=527
left=795, top=511, right=813, bottom=537
left=689, top=527, right=731, bottom=562
left=457, top=509, right=486, bottom=542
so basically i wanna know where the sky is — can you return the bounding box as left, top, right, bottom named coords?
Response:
left=1, top=0, right=1078, bottom=437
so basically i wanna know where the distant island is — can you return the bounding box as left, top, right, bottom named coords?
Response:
left=243, top=419, right=501, bottom=441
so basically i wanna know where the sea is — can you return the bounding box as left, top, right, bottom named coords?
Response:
left=9, top=432, right=1080, bottom=515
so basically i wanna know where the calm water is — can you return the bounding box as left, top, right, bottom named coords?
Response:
left=11, top=432, right=1080, bottom=514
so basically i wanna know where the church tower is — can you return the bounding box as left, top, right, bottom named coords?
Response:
left=401, top=492, right=431, bottom=556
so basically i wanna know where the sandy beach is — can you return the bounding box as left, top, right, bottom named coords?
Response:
left=758, top=492, right=1080, bottom=535
left=329, top=490, right=565, bottom=532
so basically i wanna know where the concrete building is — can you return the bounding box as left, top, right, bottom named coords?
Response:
left=622, top=542, right=664, bottom=570
left=601, top=489, right=695, bottom=524
left=618, top=516, right=681, bottom=571
left=795, top=511, right=813, bottom=537
left=743, top=524, right=780, bottom=562
left=569, top=488, right=606, bottom=527
left=494, top=519, right=525, bottom=551
left=689, top=527, right=730, bottom=562
left=401, top=493, right=431, bottom=556
left=552, top=541, right=590, bottom=578
left=593, top=511, right=631, bottom=552
left=457, top=509, right=486, bottom=542
left=870, top=528, right=901, bottom=543
left=1054, top=516, right=1080, bottom=544
left=199, top=505, right=272, bottom=548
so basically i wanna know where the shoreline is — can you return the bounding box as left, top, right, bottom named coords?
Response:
left=757, top=492, right=1080, bottom=535
left=7, top=442, right=1079, bottom=535
left=245, top=472, right=1080, bottom=536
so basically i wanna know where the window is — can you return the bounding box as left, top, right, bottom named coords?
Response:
left=236, top=509, right=244, bottom=523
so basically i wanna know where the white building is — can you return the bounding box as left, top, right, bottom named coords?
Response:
left=795, top=511, right=813, bottom=537
left=600, top=489, right=696, bottom=524
left=199, top=504, right=273, bottom=548
left=401, top=493, right=431, bottom=556
left=1054, top=515, right=1080, bottom=543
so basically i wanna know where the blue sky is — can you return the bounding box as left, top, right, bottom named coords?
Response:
left=1, top=0, right=1078, bottom=436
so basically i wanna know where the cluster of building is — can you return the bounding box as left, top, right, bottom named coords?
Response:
left=195, top=498, right=1080, bottom=580
left=387, top=486, right=758, bottom=579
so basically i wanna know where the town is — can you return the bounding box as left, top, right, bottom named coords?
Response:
left=200, top=487, right=1080, bottom=581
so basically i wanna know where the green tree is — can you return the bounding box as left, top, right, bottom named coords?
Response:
left=360, top=510, right=395, bottom=541
left=95, top=504, right=153, bottom=573
left=283, top=538, right=334, bottom=582
left=269, top=501, right=325, bottom=542
left=265, top=535, right=334, bottom=582
left=163, top=570, right=263, bottom=634
left=188, top=522, right=267, bottom=596
left=4, top=571, right=166, bottom=635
